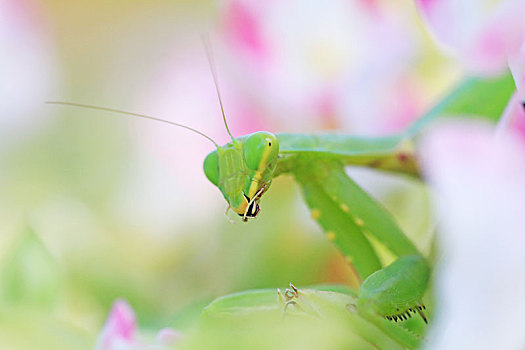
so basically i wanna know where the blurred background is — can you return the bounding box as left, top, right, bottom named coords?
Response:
left=0, top=0, right=460, bottom=348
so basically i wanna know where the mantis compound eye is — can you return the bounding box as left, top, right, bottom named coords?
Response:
left=243, top=131, right=279, bottom=171
left=203, top=150, right=220, bottom=187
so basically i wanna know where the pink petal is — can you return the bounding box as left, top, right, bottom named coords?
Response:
left=95, top=299, right=138, bottom=350
left=467, top=2, right=525, bottom=74
left=221, top=0, right=270, bottom=66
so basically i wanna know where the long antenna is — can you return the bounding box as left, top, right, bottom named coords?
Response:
left=46, top=101, right=219, bottom=147
left=202, top=34, right=235, bottom=142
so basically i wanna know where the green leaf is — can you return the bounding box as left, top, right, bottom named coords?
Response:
left=1, top=226, right=61, bottom=309
left=408, top=73, right=515, bottom=136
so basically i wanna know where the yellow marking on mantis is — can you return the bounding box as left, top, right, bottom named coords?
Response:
left=340, top=203, right=349, bottom=213
left=311, top=209, right=321, bottom=220
left=326, top=231, right=336, bottom=241
left=354, top=217, right=364, bottom=227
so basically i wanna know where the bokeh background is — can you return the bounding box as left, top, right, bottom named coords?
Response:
left=0, top=0, right=462, bottom=348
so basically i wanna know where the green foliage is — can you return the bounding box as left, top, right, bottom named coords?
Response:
left=408, top=73, right=515, bottom=136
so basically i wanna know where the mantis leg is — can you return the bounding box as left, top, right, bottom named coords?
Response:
left=293, top=157, right=423, bottom=279
left=293, top=158, right=382, bottom=279
left=357, top=308, right=422, bottom=349
left=313, top=160, right=422, bottom=258
left=278, top=285, right=423, bottom=349
left=291, top=288, right=422, bottom=349
left=204, top=286, right=422, bottom=349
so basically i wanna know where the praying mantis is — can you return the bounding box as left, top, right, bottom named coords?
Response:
left=48, top=57, right=515, bottom=347
left=199, top=72, right=513, bottom=349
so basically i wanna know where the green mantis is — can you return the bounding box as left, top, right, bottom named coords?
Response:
left=199, top=73, right=515, bottom=341
left=197, top=74, right=515, bottom=350
left=48, top=64, right=515, bottom=347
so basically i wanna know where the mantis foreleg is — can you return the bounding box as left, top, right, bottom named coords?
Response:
left=356, top=307, right=422, bottom=349
left=204, top=286, right=423, bottom=349
left=293, top=159, right=382, bottom=279
left=293, top=157, right=431, bottom=335
left=313, top=160, right=422, bottom=258
left=280, top=285, right=423, bottom=349
left=293, top=157, right=422, bottom=279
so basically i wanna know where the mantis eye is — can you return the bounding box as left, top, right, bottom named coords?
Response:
left=203, top=150, right=220, bottom=187
left=243, top=131, right=279, bottom=171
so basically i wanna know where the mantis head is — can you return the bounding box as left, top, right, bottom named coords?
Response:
left=203, top=131, right=279, bottom=221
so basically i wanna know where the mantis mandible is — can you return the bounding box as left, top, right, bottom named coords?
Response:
left=47, top=41, right=515, bottom=334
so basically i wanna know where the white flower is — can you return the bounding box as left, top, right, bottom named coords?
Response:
left=421, top=120, right=525, bottom=349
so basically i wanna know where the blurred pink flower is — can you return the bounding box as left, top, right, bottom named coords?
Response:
left=415, top=0, right=525, bottom=76
left=95, top=300, right=138, bottom=350
left=95, top=299, right=181, bottom=350
left=421, top=121, right=525, bottom=348
left=222, top=1, right=270, bottom=67
left=218, top=0, right=427, bottom=135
